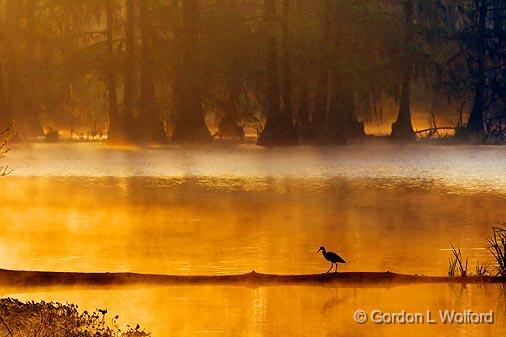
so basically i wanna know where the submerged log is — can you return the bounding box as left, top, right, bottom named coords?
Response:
left=0, top=269, right=504, bottom=288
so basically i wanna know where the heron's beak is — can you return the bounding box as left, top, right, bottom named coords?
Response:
left=317, top=248, right=321, bottom=253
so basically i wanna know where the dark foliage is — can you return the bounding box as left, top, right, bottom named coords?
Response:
left=0, top=298, right=150, bottom=337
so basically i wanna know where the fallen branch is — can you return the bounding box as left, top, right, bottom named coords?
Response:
left=0, top=269, right=504, bottom=288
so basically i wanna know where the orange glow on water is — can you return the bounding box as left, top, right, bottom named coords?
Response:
left=2, top=145, right=506, bottom=336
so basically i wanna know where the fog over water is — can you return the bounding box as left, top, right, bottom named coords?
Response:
left=6, top=143, right=506, bottom=192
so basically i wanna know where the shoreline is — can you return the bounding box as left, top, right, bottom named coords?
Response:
left=0, top=269, right=504, bottom=288
left=8, top=133, right=506, bottom=146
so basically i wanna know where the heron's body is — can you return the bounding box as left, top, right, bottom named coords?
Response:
left=318, top=246, right=346, bottom=273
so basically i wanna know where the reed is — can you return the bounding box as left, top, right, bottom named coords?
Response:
left=488, top=226, right=506, bottom=276
left=448, top=244, right=468, bottom=277
left=448, top=257, right=458, bottom=277
left=475, top=262, right=489, bottom=276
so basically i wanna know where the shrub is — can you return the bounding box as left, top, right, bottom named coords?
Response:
left=0, top=298, right=149, bottom=337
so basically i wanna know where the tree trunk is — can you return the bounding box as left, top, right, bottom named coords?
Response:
left=0, top=58, right=10, bottom=131
left=2, top=0, right=19, bottom=134
left=320, top=0, right=363, bottom=144
left=296, top=67, right=311, bottom=141
left=58, top=3, right=77, bottom=140
left=171, top=0, right=212, bottom=143
left=214, top=0, right=243, bottom=140
left=5, top=0, right=43, bottom=139
left=292, top=0, right=310, bottom=141
left=465, top=0, right=487, bottom=136
left=342, top=91, right=364, bottom=139
left=390, top=0, right=416, bottom=141
left=170, top=0, right=182, bottom=136
left=391, top=67, right=415, bottom=140
left=317, top=73, right=346, bottom=144
left=257, top=0, right=298, bottom=146
left=122, top=0, right=136, bottom=140
left=139, top=0, right=166, bottom=143
left=310, top=0, right=330, bottom=137
left=281, top=0, right=293, bottom=131
left=330, top=0, right=363, bottom=140
left=106, top=0, right=120, bottom=142
left=23, top=0, right=43, bottom=138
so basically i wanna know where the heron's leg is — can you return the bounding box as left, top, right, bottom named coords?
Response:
left=335, top=263, right=338, bottom=273
left=327, top=263, right=333, bottom=273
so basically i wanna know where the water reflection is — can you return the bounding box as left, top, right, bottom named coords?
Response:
left=3, top=284, right=505, bottom=337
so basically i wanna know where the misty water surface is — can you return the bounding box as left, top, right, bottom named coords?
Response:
left=1, top=143, right=506, bottom=337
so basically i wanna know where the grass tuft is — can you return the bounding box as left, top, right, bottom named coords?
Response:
left=488, top=226, right=506, bottom=276
left=475, top=262, right=489, bottom=276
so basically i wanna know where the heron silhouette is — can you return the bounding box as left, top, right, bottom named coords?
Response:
left=317, top=246, right=346, bottom=273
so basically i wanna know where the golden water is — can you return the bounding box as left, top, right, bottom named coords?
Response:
left=2, top=143, right=506, bottom=336
left=4, top=284, right=505, bottom=337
